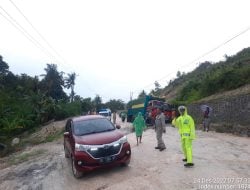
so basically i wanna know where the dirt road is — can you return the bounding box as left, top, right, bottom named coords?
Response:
left=0, top=117, right=250, bottom=190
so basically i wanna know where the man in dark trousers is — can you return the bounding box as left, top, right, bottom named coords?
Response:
left=203, top=106, right=211, bottom=132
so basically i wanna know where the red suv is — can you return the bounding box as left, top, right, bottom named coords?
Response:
left=64, top=115, right=131, bottom=178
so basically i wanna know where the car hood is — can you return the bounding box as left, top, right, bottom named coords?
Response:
left=74, top=130, right=124, bottom=145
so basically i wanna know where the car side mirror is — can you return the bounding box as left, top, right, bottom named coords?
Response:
left=64, top=132, right=70, bottom=137
left=116, top=125, right=121, bottom=129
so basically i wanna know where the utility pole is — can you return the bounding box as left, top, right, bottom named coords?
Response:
left=130, top=91, right=133, bottom=101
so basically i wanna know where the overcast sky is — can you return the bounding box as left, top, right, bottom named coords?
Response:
left=0, top=0, right=250, bottom=102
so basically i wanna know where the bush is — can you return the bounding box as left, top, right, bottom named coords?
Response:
left=55, top=101, right=81, bottom=120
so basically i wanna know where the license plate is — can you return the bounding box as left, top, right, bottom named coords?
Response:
left=100, top=156, right=115, bottom=163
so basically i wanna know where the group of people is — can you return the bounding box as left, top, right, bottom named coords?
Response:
left=132, top=105, right=196, bottom=168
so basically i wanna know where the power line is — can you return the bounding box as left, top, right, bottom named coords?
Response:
left=133, top=25, right=250, bottom=95
left=191, top=26, right=250, bottom=67
left=0, top=3, right=106, bottom=101
left=0, top=5, right=60, bottom=64
left=8, top=0, right=67, bottom=65
left=0, top=8, right=53, bottom=62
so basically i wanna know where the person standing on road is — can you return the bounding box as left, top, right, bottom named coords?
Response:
left=172, top=110, right=186, bottom=163
left=132, top=112, right=146, bottom=146
left=121, top=112, right=126, bottom=122
left=177, top=105, right=196, bottom=167
left=112, top=111, right=117, bottom=124
left=154, top=107, right=166, bottom=151
left=203, top=106, right=211, bottom=132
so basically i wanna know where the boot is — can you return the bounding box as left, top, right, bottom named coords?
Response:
left=184, top=163, right=194, bottom=167
left=159, top=147, right=166, bottom=151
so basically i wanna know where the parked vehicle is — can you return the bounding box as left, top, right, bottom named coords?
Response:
left=98, top=108, right=111, bottom=120
left=127, top=95, right=172, bottom=124
left=64, top=115, right=131, bottom=178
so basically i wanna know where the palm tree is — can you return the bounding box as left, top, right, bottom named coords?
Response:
left=40, top=64, right=67, bottom=101
left=65, top=72, right=77, bottom=102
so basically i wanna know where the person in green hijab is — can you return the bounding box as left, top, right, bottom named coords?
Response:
left=133, top=112, right=146, bottom=146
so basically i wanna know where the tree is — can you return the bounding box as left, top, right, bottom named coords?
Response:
left=149, top=89, right=155, bottom=96
left=0, top=72, right=17, bottom=90
left=0, top=55, right=9, bottom=75
left=65, top=72, right=77, bottom=102
left=24, top=90, right=57, bottom=123
left=105, top=99, right=125, bottom=112
left=0, top=56, right=10, bottom=89
left=154, top=81, right=161, bottom=96
left=154, top=81, right=161, bottom=91
left=168, top=80, right=172, bottom=85
left=16, top=74, right=40, bottom=95
left=81, top=98, right=94, bottom=113
left=176, top=71, right=181, bottom=78
left=138, top=90, right=146, bottom=99
left=40, top=64, right=67, bottom=101
left=93, top=95, right=102, bottom=111
left=74, top=95, right=82, bottom=102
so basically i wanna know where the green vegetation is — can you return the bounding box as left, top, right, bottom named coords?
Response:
left=162, top=47, right=250, bottom=103
left=0, top=56, right=125, bottom=146
left=0, top=60, right=81, bottom=139
left=1, top=47, right=249, bottom=148
left=42, top=129, right=65, bottom=143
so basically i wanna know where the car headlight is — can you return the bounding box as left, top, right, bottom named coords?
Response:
left=75, top=143, right=90, bottom=152
left=119, top=136, right=127, bottom=144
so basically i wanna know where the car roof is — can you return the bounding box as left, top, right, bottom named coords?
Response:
left=99, top=111, right=109, bottom=113
left=71, top=115, right=105, bottom=122
left=99, top=108, right=111, bottom=111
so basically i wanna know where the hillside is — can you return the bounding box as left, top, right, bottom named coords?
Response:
left=161, top=47, right=250, bottom=103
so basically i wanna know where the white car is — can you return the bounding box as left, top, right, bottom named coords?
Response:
left=98, top=110, right=111, bottom=120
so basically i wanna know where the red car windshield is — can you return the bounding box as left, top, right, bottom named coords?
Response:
left=73, top=118, right=115, bottom=136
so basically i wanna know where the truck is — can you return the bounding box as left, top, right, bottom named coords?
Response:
left=127, top=95, right=172, bottom=124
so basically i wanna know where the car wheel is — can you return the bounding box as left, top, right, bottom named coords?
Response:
left=71, top=157, right=83, bottom=178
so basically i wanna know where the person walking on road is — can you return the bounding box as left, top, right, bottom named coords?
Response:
left=133, top=112, right=146, bottom=146
left=154, top=107, right=166, bottom=151
left=177, top=105, right=196, bottom=167
left=112, top=111, right=117, bottom=124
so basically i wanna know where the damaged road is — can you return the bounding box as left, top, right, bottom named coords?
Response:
left=0, top=118, right=250, bottom=190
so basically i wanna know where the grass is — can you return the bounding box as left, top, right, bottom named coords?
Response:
left=21, top=127, right=64, bottom=145
left=42, top=129, right=64, bottom=143
left=7, top=149, right=47, bottom=165
left=0, top=128, right=64, bottom=158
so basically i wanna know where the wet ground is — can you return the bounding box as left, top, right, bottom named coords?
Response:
left=0, top=117, right=249, bottom=190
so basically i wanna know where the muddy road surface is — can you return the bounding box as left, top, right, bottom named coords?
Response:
left=0, top=117, right=250, bottom=190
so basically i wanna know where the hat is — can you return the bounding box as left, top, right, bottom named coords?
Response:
left=178, top=106, right=185, bottom=112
